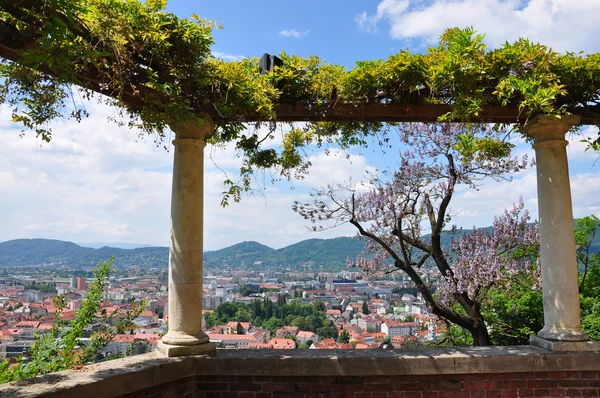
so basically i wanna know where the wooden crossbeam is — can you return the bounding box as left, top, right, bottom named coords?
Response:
left=0, top=18, right=597, bottom=125
left=216, top=103, right=599, bottom=125
left=0, top=19, right=147, bottom=108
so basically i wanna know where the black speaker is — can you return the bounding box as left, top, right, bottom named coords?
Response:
left=259, top=53, right=283, bottom=74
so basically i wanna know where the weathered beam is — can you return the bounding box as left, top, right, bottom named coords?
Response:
left=0, top=18, right=598, bottom=125
left=0, top=0, right=38, bottom=8
left=226, top=103, right=600, bottom=125
left=0, top=19, right=148, bottom=108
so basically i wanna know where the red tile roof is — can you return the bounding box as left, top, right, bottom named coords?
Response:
left=267, top=338, right=295, bottom=349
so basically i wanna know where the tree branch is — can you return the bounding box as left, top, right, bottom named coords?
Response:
left=349, top=217, right=404, bottom=267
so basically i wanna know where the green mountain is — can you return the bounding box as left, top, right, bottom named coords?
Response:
left=0, top=239, right=168, bottom=268
left=274, top=237, right=364, bottom=268
left=203, top=241, right=274, bottom=268
left=203, top=237, right=366, bottom=270
left=2, top=219, right=598, bottom=270
left=0, top=237, right=366, bottom=270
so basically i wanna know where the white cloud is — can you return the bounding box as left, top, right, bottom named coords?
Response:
left=212, top=51, right=246, bottom=62
left=0, top=103, right=175, bottom=247
left=570, top=172, right=600, bottom=218
left=450, top=132, right=600, bottom=228
left=354, top=12, right=372, bottom=32
left=356, top=0, right=600, bottom=52
left=451, top=169, right=539, bottom=226
left=355, top=0, right=409, bottom=33
left=0, top=104, right=362, bottom=250
left=567, top=126, right=600, bottom=164
left=293, top=149, right=377, bottom=188
left=2, top=106, right=598, bottom=250
left=201, top=147, right=377, bottom=249
left=279, top=29, right=310, bottom=39
left=202, top=173, right=358, bottom=250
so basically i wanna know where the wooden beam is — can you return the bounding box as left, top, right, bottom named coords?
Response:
left=0, top=20, right=148, bottom=108
left=0, top=19, right=598, bottom=126
left=222, top=103, right=600, bottom=125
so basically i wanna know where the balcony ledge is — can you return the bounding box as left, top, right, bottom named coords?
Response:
left=1, top=346, right=599, bottom=398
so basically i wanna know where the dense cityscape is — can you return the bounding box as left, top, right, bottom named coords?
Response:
left=0, top=255, right=445, bottom=362
left=2, top=0, right=600, bottom=395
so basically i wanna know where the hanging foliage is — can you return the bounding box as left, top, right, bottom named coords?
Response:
left=0, top=2, right=599, bottom=198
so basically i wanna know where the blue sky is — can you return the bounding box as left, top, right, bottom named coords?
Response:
left=1, top=0, right=599, bottom=250
left=165, top=1, right=393, bottom=66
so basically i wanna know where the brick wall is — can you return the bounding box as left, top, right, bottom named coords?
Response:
left=125, top=371, right=600, bottom=398
left=3, top=349, right=599, bottom=398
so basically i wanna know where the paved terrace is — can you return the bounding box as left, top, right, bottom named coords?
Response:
left=1, top=346, right=600, bottom=397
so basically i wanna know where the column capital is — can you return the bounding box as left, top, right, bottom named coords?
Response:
left=168, top=115, right=214, bottom=140
left=521, top=114, right=580, bottom=142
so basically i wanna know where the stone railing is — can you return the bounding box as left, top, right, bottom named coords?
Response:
left=1, top=346, right=600, bottom=397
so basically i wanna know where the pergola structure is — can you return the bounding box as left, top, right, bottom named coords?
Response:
left=0, top=4, right=599, bottom=358
left=152, top=110, right=596, bottom=356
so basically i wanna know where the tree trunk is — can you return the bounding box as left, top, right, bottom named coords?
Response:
left=431, top=306, right=491, bottom=346
left=470, top=323, right=491, bottom=346
left=464, top=301, right=491, bottom=346
left=401, top=263, right=492, bottom=346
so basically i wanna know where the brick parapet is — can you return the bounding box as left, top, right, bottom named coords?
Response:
left=1, top=347, right=599, bottom=397
left=127, top=372, right=600, bottom=398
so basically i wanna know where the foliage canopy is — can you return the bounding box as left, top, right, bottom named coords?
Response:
left=1, top=2, right=600, bottom=196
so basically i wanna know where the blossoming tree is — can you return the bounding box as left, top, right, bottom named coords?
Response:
left=293, top=123, right=539, bottom=346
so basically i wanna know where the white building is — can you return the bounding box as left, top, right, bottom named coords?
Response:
left=381, top=321, right=419, bottom=337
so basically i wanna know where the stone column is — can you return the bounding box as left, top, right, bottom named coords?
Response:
left=523, top=115, right=590, bottom=349
left=157, top=117, right=216, bottom=357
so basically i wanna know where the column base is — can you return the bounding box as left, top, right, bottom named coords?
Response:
left=157, top=340, right=216, bottom=357
left=161, top=329, right=210, bottom=346
left=530, top=336, right=600, bottom=352
left=537, top=327, right=589, bottom=342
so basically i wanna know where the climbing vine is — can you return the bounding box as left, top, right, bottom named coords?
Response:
left=0, top=2, right=599, bottom=198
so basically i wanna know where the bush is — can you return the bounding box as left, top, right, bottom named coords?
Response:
left=0, top=258, right=144, bottom=384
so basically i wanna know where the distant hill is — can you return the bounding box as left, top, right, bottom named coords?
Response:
left=0, top=237, right=366, bottom=270
left=76, top=242, right=158, bottom=249
left=202, top=241, right=274, bottom=268
left=1, top=219, right=598, bottom=270
left=0, top=239, right=168, bottom=268
left=203, top=237, right=366, bottom=270
left=272, top=237, right=365, bottom=269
